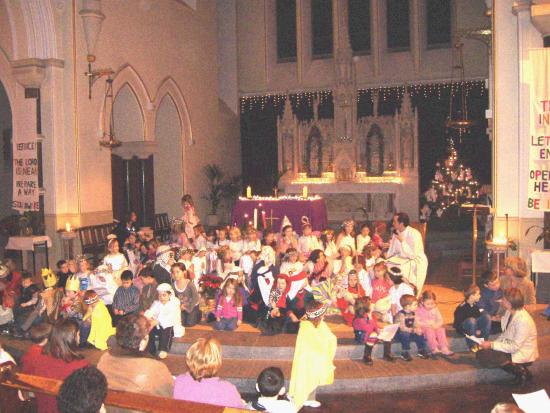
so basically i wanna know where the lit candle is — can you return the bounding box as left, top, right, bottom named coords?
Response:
left=65, top=222, right=71, bottom=232
left=246, top=186, right=252, bottom=198
left=302, top=186, right=308, bottom=199
left=261, top=210, right=267, bottom=228
left=253, top=208, right=258, bottom=229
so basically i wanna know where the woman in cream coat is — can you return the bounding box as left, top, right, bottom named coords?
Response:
left=477, top=287, right=539, bottom=385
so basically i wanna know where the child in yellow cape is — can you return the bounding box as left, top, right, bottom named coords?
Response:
left=83, top=290, right=115, bottom=350
left=288, top=300, right=336, bottom=409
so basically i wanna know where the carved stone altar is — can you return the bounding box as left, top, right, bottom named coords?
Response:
left=277, top=3, right=419, bottom=222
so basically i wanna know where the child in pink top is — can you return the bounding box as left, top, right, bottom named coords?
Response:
left=214, top=279, right=242, bottom=331
left=370, top=261, right=393, bottom=322
left=417, top=290, right=453, bottom=356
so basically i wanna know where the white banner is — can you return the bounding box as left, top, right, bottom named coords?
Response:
left=12, top=139, right=39, bottom=212
left=528, top=49, right=550, bottom=211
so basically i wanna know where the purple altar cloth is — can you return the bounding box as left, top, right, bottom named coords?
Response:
left=231, top=198, right=328, bottom=233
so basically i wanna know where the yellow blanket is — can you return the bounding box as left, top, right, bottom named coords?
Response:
left=86, top=301, right=115, bottom=350
left=288, top=320, right=337, bottom=409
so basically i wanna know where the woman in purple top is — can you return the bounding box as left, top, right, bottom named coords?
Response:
left=173, top=337, right=245, bottom=408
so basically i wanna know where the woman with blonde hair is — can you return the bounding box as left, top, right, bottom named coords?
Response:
left=502, top=256, right=536, bottom=309
left=173, top=338, right=245, bottom=408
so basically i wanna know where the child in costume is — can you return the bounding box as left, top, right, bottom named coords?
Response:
left=288, top=301, right=336, bottom=410
left=279, top=248, right=303, bottom=276
left=75, top=256, right=92, bottom=292
left=278, top=225, right=298, bottom=260
left=321, top=229, right=338, bottom=263
left=181, top=194, right=200, bottom=241
left=389, top=267, right=416, bottom=319
left=60, top=275, right=84, bottom=322
left=333, top=245, right=354, bottom=285
left=335, top=219, right=356, bottom=255
left=112, top=270, right=140, bottom=324
left=39, top=268, right=63, bottom=324
left=356, top=223, right=371, bottom=255
left=417, top=290, right=453, bottom=356
left=145, top=283, right=185, bottom=359
left=285, top=277, right=313, bottom=334
left=193, top=224, right=207, bottom=250
left=371, top=261, right=393, bottom=322
left=336, top=270, right=366, bottom=326
left=244, top=226, right=262, bottom=254
left=103, top=236, right=129, bottom=285
left=228, top=226, right=244, bottom=264
left=306, top=249, right=332, bottom=287
left=298, top=223, right=321, bottom=259
left=55, top=259, right=71, bottom=289
left=82, top=290, right=115, bottom=350
left=259, top=274, right=291, bottom=335
left=171, top=262, right=201, bottom=327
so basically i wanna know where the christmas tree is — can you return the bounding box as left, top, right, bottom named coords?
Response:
left=421, top=140, right=481, bottom=221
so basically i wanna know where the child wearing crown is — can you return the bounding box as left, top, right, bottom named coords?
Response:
left=40, top=268, right=63, bottom=323
left=82, top=290, right=116, bottom=350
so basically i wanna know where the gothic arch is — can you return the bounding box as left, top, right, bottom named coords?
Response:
left=99, top=64, right=153, bottom=141
left=306, top=125, right=323, bottom=177
left=20, top=0, right=58, bottom=59
left=153, top=77, right=193, bottom=145
left=112, top=83, right=145, bottom=142
left=366, top=124, right=385, bottom=176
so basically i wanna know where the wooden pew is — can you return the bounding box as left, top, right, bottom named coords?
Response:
left=0, top=364, right=248, bottom=413
left=77, top=223, right=116, bottom=265
left=154, top=213, right=171, bottom=242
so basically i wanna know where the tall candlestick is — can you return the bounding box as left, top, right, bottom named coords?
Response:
left=253, top=208, right=258, bottom=229
left=302, top=186, right=308, bottom=199
left=261, top=210, right=267, bottom=228
left=246, top=186, right=252, bottom=199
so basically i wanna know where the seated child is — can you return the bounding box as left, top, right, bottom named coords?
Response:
left=40, top=268, right=64, bottom=324
left=478, top=270, right=504, bottom=333
left=82, top=290, right=116, bottom=350
left=389, top=268, right=415, bottom=319
left=297, top=223, right=321, bottom=259
left=244, top=226, right=262, bottom=254
left=245, top=264, right=275, bottom=325
left=144, top=283, right=184, bottom=359
left=285, top=278, right=313, bottom=334
left=13, top=272, right=43, bottom=337
left=356, top=223, right=371, bottom=255
left=394, top=294, right=434, bottom=361
left=279, top=249, right=303, bottom=276
left=193, top=224, right=207, bottom=250
left=112, top=270, right=140, bottom=324
left=336, top=270, right=366, bottom=326
left=453, top=284, right=491, bottom=351
left=138, top=267, right=158, bottom=313
left=417, top=290, right=453, bottom=356
left=0, top=259, right=21, bottom=330
left=171, top=262, right=201, bottom=327
left=215, top=279, right=243, bottom=331
left=370, top=261, right=393, bottom=322
left=352, top=297, right=395, bottom=364
left=55, top=260, right=71, bottom=289
left=21, top=322, right=53, bottom=368
left=333, top=245, right=354, bottom=284
left=59, top=275, right=84, bottom=322
left=354, top=256, right=372, bottom=298
left=259, top=274, right=291, bottom=335
left=75, top=257, right=92, bottom=292
left=192, top=248, right=208, bottom=290
left=229, top=226, right=244, bottom=264
left=250, top=367, right=296, bottom=413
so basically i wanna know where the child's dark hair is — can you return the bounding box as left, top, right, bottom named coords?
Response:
left=464, top=284, right=480, bottom=300
left=399, top=294, right=417, bottom=309
left=420, top=290, right=436, bottom=304
left=354, top=296, right=371, bottom=319
left=57, top=366, right=107, bottom=413
left=21, top=271, right=34, bottom=280
left=360, top=222, right=371, bottom=231
left=482, top=270, right=498, bottom=285
left=56, top=260, right=67, bottom=269
left=120, top=270, right=133, bottom=282
left=29, top=322, right=53, bottom=343
left=139, top=267, right=154, bottom=278
left=193, top=224, right=205, bottom=234
left=257, top=367, right=285, bottom=397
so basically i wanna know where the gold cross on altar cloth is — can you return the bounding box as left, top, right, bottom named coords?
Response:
left=265, top=210, right=280, bottom=229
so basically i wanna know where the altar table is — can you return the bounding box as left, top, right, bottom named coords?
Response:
left=231, top=197, right=328, bottom=233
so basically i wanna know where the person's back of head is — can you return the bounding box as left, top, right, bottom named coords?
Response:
left=490, top=402, right=525, bottom=413
left=257, top=367, right=286, bottom=397
left=29, top=322, right=53, bottom=345
left=57, top=366, right=107, bottom=413
left=120, top=270, right=133, bottom=282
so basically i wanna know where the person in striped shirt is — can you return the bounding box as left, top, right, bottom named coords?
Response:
left=112, top=270, right=140, bottom=325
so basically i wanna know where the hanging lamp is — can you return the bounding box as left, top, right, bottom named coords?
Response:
left=99, top=77, right=122, bottom=149
left=445, top=42, right=475, bottom=132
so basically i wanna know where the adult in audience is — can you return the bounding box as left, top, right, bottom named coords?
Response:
left=113, top=211, right=138, bottom=247
left=173, top=337, right=245, bottom=408
left=501, top=257, right=536, bottom=311
left=477, top=288, right=539, bottom=386
left=97, top=314, right=173, bottom=413
left=21, top=319, right=89, bottom=413
left=57, top=366, right=108, bottom=413
left=386, top=212, right=428, bottom=294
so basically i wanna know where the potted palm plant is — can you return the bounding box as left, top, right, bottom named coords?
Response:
left=202, top=164, right=241, bottom=226
left=525, top=212, right=550, bottom=249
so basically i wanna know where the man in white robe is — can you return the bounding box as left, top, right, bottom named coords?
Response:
left=386, top=212, right=428, bottom=294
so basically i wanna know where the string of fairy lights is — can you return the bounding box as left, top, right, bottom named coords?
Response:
left=239, top=80, right=486, bottom=114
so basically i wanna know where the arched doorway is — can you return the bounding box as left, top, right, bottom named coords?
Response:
left=0, top=81, right=13, bottom=221
left=110, top=84, right=155, bottom=227
left=154, top=94, right=182, bottom=218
